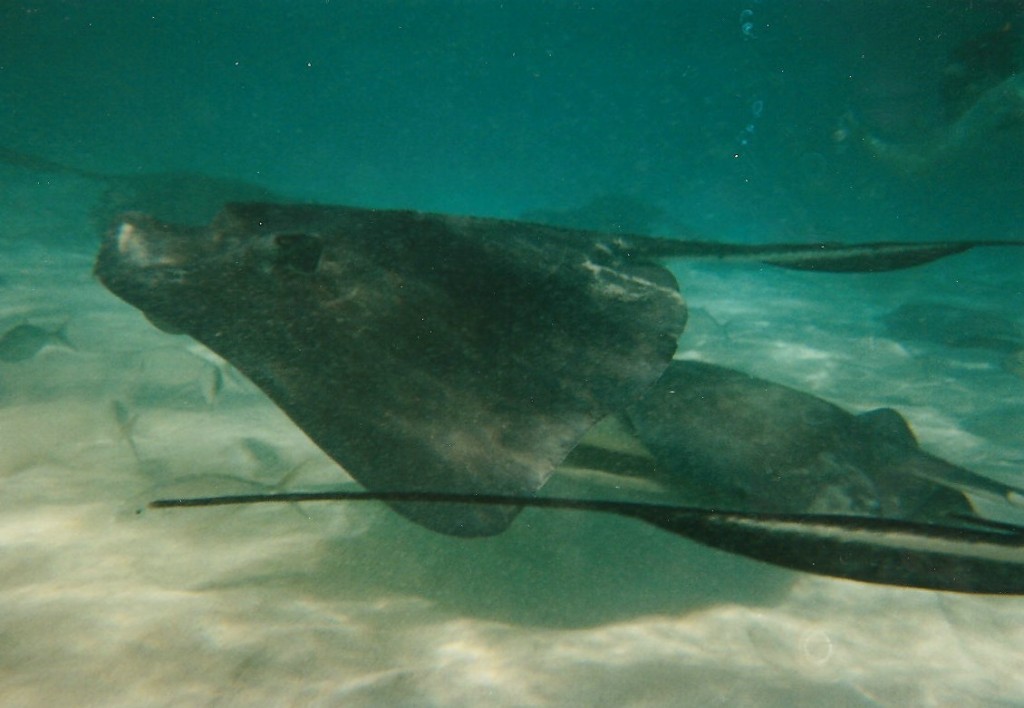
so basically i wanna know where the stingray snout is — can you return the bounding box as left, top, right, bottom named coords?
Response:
left=105, top=212, right=207, bottom=271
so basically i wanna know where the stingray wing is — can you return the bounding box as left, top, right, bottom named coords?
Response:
left=95, top=203, right=686, bottom=536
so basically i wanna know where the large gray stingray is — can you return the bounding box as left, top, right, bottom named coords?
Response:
left=95, top=201, right=1024, bottom=540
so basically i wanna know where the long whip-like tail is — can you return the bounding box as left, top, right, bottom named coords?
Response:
left=149, top=490, right=1024, bottom=595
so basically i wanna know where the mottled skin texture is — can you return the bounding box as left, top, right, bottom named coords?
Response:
left=622, top=361, right=976, bottom=521
left=95, top=203, right=686, bottom=536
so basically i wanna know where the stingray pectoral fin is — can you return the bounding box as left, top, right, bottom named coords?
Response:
left=901, top=451, right=1024, bottom=509
left=856, top=407, right=919, bottom=445
left=630, top=505, right=1024, bottom=594
left=850, top=407, right=1024, bottom=510
left=632, top=238, right=1024, bottom=273
left=143, top=311, right=186, bottom=335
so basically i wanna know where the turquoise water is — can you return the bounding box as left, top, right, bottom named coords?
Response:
left=2, top=2, right=1023, bottom=705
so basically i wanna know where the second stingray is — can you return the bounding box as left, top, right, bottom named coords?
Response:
left=570, top=360, right=1021, bottom=522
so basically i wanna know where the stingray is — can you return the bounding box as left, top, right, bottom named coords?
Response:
left=94, top=201, right=1024, bottom=540
left=608, top=360, right=1023, bottom=518
left=100, top=202, right=1024, bottom=593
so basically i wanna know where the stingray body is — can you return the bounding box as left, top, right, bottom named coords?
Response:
left=96, top=203, right=688, bottom=535
left=95, top=202, right=1022, bottom=537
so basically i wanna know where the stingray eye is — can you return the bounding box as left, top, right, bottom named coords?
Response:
left=272, top=233, right=323, bottom=273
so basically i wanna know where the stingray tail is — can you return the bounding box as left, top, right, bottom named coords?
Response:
left=148, top=490, right=1024, bottom=594
left=631, top=237, right=1024, bottom=273
left=628, top=504, right=1024, bottom=594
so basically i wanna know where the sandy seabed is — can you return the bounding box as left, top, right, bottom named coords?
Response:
left=2, top=178, right=1024, bottom=707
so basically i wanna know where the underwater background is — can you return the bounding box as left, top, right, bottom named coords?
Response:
left=2, top=1, right=1023, bottom=705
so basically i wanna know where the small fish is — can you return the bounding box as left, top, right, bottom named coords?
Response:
left=184, top=342, right=234, bottom=404
left=0, top=321, right=74, bottom=362
left=200, top=362, right=225, bottom=404
left=112, top=399, right=141, bottom=462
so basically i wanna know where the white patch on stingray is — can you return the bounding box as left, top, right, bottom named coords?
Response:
left=581, top=257, right=682, bottom=303
left=116, top=222, right=182, bottom=268
left=116, top=223, right=150, bottom=264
